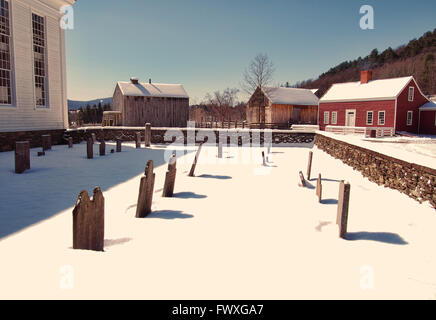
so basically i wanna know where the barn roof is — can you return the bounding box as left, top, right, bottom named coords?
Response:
left=117, top=82, right=189, bottom=99
left=262, top=87, right=319, bottom=106
left=420, top=100, right=436, bottom=111
left=320, top=76, right=414, bottom=103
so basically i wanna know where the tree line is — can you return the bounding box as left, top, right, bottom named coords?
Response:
left=76, top=103, right=112, bottom=125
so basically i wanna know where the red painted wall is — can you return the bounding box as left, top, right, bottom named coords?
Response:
left=395, top=79, right=428, bottom=133
left=419, top=110, right=436, bottom=135
left=318, top=100, right=396, bottom=131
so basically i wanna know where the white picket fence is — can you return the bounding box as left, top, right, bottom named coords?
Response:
left=291, top=125, right=320, bottom=132
left=325, top=126, right=395, bottom=138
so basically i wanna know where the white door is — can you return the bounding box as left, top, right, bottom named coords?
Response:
left=346, top=110, right=356, bottom=127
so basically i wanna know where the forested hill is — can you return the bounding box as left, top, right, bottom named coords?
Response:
left=296, top=28, right=436, bottom=97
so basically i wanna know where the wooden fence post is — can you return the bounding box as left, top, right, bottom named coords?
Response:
left=100, top=141, right=106, bottom=156
left=162, top=154, right=177, bottom=197
left=307, top=151, right=313, bottom=181
left=15, top=141, right=30, bottom=174
left=337, top=181, right=351, bottom=239
left=217, top=141, right=223, bottom=158
left=68, top=137, right=73, bottom=148
left=316, top=174, right=322, bottom=203
left=136, top=160, right=155, bottom=218
left=116, top=139, right=122, bottom=152
left=145, top=123, right=151, bottom=147
left=189, top=141, right=205, bottom=177
left=136, top=132, right=141, bottom=149
left=87, top=138, right=93, bottom=159
left=72, top=187, right=104, bottom=251
left=42, top=135, right=51, bottom=151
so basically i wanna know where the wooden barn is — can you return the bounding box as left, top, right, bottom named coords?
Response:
left=419, top=100, right=436, bottom=135
left=113, top=78, right=189, bottom=127
left=318, top=71, right=429, bottom=134
left=246, top=86, right=319, bottom=127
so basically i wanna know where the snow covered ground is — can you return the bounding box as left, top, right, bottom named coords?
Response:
left=318, top=131, right=436, bottom=169
left=0, top=141, right=435, bottom=299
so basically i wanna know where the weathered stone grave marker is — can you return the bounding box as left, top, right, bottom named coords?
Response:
left=42, top=134, right=51, bottom=151
left=37, top=151, right=45, bottom=157
left=298, top=171, right=307, bottom=187
left=262, top=151, right=266, bottom=166
left=72, top=187, right=104, bottom=252
left=188, top=141, right=205, bottom=177
left=15, top=141, right=30, bottom=174
left=162, top=154, right=177, bottom=197
left=316, top=174, right=322, bottom=203
left=145, top=123, right=151, bottom=147
left=307, top=151, right=313, bottom=181
left=136, top=160, right=155, bottom=218
left=336, top=181, right=351, bottom=239
left=136, top=132, right=141, bottom=149
left=100, top=141, right=106, bottom=156
left=68, top=137, right=73, bottom=148
left=116, top=139, right=122, bottom=152
left=87, top=138, right=93, bottom=159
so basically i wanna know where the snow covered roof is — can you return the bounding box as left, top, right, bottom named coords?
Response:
left=310, top=89, right=319, bottom=94
left=320, top=76, right=414, bottom=103
left=263, top=87, right=319, bottom=106
left=420, top=101, right=436, bottom=111
left=117, top=81, right=189, bottom=99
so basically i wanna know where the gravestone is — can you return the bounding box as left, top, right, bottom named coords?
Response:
left=336, top=181, right=351, bottom=239
left=99, top=141, right=106, bottom=156
left=15, top=141, right=30, bottom=174
left=42, top=135, right=51, bottom=151
left=110, top=149, right=114, bottom=154
left=37, top=151, right=45, bottom=157
left=68, top=137, right=73, bottom=148
left=188, top=142, right=205, bottom=177
left=162, top=154, right=177, bottom=197
left=72, top=187, right=104, bottom=252
left=87, top=138, right=93, bottom=159
left=307, top=151, right=313, bottom=181
left=136, top=132, right=141, bottom=149
left=316, top=174, right=322, bottom=203
left=145, top=123, right=151, bottom=147
left=262, top=151, right=267, bottom=166
left=298, top=171, right=307, bottom=187
left=116, top=139, right=122, bottom=152
left=136, top=160, right=155, bottom=218
left=217, top=141, right=223, bottom=159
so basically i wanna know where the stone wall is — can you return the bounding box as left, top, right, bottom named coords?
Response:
left=0, top=129, right=66, bottom=152
left=315, top=134, right=436, bottom=209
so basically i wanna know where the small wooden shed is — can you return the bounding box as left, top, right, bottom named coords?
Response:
left=113, top=78, right=189, bottom=127
left=246, top=86, right=319, bottom=127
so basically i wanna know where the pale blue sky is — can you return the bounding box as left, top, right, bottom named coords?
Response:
left=66, top=0, right=436, bottom=102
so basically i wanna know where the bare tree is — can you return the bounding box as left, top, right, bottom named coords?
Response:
left=242, top=53, right=275, bottom=95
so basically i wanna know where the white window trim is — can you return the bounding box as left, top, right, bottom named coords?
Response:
left=0, top=0, right=16, bottom=108
left=331, top=111, right=337, bottom=125
left=366, top=111, right=374, bottom=125
left=323, top=111, right=329, bottom=125
left=407, top=111, right=413, bottom=126
left=31, top=11, right=50, bottom=109
left=378, top=111, right=386, bottom=125
left=408, top=87, right=415, bottom=102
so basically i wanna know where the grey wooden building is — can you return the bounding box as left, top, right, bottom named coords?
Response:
left=113, top=78, right=189, bottom=127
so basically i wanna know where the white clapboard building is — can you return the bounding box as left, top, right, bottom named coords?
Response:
left=0, top=0, right=74, bottom=132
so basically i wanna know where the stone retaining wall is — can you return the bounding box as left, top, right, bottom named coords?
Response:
left=315, top=133, right=436, bottom=209
left=0, top=129, right=66, bottom=152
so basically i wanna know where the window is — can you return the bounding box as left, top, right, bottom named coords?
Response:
left=407, top=111, right=413, bottom=126
left=0, top=0, right=12, bottom=105
left=366, top=111, right=374, bottom=125
left=331, top=112, right=337, bottom=124
left=378, top=111, right=385, bottom=125
left=32, top=13, right=47, bottom=107
left=408, top=87, right=415, bottom=102
left=323, top=111, right=329, bottom=125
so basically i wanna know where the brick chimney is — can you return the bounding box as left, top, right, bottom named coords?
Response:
left=130, top=77, right=139, bottom=84
left=361, top=70, right=373, bottom=84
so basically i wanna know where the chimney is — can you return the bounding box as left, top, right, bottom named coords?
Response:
left=130, top=77, right=139, bottom=85
left=361, top=70, right=373, bottom=84
left=149, top=78, right=152, bottom=84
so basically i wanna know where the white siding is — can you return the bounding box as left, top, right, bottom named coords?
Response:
left=0, top=0, right=68, bottom=132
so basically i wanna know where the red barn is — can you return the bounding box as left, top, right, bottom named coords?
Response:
left=419, top=100, right=436, bottom=135
left=318, top=71, right=429, bottom=134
